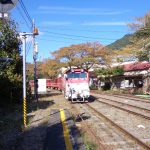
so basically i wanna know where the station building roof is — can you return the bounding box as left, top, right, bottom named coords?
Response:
left=123, top=61, right=150, bottom=72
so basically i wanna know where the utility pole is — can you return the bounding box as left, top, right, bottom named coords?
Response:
left=33, top=42, right=38, bottom=102
left=20, top=28, right=38, bottom=128
left=22, top=33, right=27, bottom=128
left=32, top=20, right=39, bottom=103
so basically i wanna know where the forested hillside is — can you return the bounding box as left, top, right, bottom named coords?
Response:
left=107, top=34, right=134, bottom=50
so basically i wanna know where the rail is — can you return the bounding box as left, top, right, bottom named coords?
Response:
left=85, top=103, right=150, bottom=150
left=95, top=97, right=150, bottom=120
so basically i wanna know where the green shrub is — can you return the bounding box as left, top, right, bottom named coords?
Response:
left=0, top=20, right=31, bottom=105
left=89, top=85, right=98, bottom=90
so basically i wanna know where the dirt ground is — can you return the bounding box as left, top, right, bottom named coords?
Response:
left=0, top=90, right=97, bottom=150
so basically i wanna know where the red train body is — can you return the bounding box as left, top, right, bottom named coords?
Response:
left=30, top=68, right=90, bottom=102
left=46, top=77, right=63, bottom=90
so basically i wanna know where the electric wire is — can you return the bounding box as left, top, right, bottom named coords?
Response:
left=15, top=4, right=31, bottom=30
left=38, top=38, right=77, bottom=44
left=15, top=1, right=131, bottom=47
left=41, top=34, right=116, bottom=42
left=41, top=26, right=130, bottom=33
left=43, top=34, right=106, bottom=41
left=19, top=0, right=32, bottom=24
left=11, top=0, right=32, bottom=31
left=37, top=37, right=112, bottom=45
left=26, top=39, right=32, bottom=57
left=42, top=30, right=118, bottom=40
left=18, top=0, right=33, bottom=28
left=16, top=1, right=36, bottom=59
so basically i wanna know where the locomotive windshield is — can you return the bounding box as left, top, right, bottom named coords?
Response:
left=67, top=72, right=87, bottom=78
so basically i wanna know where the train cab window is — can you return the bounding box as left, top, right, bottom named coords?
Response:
left=67, top=73, right=74, bottom=78
left=80, top=72, right=87, bottom=78
left=67, top=72, right=87, bottom=78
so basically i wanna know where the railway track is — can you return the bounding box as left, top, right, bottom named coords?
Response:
left=92, top=91, right=150, bottom=104
left=68, top=93, right=150, bottom=149
left=70, top=104, right=108, bottom=150
left=73, top=103, right=137, bottom=149
left=92, top=96, right=150, bottom=120
left=95, top=95, right=150, bottom=112
left=67, top=92, right=150, bottom=149
left=108, top=94, right=150, bottom=104
left=84, top=103, right=150, bottom=150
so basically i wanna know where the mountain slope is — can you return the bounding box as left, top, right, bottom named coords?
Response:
left=107, top=34, right=133, bottom=50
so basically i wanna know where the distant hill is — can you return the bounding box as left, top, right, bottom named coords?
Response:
left=107, top=34, right=133, bottom=50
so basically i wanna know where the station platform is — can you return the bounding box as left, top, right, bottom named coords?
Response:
left=44, top=109, right=85, bottom=150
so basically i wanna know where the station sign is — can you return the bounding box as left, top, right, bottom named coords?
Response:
left=0, top=0, right=18, bottom=13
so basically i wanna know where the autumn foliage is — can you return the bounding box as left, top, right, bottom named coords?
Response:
left=41, top=59, right=62, bottom=79
left=52, top=42, right=106, bottom=70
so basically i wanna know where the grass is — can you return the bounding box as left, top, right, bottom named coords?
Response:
left=0, top=103, right=23, bottom=132
left=92, top=88, right=132, bottom=95
left=86, top=141, right=97, bottom=150
left=0, top=117, right=23, bottom=132
left=0, top=95, right=44, bottom=136
left=0, top=102, right=24, bottom=149
left=82, top=132, right=98, bottom=150
left=135, top=94, right=150, bottom=98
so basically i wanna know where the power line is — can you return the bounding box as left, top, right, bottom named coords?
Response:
left=42, top=26, right=130, bottom=33
left=43, top=33, right=116, bottom=42
left=15, top=4, right=31, bottom=30
left=42, top=30, right=117, bottom=41
left=38, top=38, right=76, bottom=44
left=18, top=0, right=33, bottom=26
left=26, top=39, right=32, bottom=57
left=38, top=37, right=115, bottom=45
left=43, top=34, right=96, bottom=41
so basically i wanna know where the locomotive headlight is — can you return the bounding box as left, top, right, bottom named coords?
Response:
left=71, top=88, right=76, bottom=94
left=83, top=90, right=90, bottom=98
left=71, top=88, right=77, bottom=99
left=80, top=92, right=84, bottom=97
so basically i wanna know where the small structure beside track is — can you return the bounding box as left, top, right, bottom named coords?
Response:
left=95, top=61, right=150, bottom=94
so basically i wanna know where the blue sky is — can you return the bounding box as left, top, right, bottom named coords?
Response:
left=10, top=0, right=150, bottom=62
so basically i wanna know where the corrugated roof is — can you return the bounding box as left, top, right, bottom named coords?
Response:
left=123, top=62, right=150, bottom=71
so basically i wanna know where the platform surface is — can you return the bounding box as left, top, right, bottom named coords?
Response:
left=44, top=109, right=85, bottom=150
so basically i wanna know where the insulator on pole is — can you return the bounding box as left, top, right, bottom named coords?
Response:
left=33, top=27, right=39, bottom=35
left=35, top=42, right=38, bottom=53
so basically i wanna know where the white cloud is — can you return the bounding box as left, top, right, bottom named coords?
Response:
left=81, top=21, right=127, bottom=26
left=41, top=21, right=72, bottom=26
left=37, top=6, right=130, bottom=15
left=38, top=31, right=45, bottom=35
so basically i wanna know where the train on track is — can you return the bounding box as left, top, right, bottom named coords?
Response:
left=30, top=68, right=90, bottom=102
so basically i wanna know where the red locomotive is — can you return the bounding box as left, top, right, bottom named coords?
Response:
left=30, top=68, right=90, bottom=102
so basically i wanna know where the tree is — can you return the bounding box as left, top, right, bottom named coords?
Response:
left=52, top=42, right=105, bottom=70
left=112, top=44, right=136, bottom=62
left=41, top=59, right=63, bottom=78
left=134, top=12, right=150, bottom=38
left=0, top=20, right=29, bottom=104
left=27, top=61, right=46, bottom=80
left=128, top=11, right=150, bottom=33
left=95, top=66, right=124, bottom=77
left=136, top=50, right=149, bottom=61
left=127, top=11, right=150, bottom=61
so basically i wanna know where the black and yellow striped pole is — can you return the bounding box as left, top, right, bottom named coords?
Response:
left=23, top=97, right=27, bottom=127
left=22, top=33, right=27, bottom=128
left=21, top=25, right=38, bottom=128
